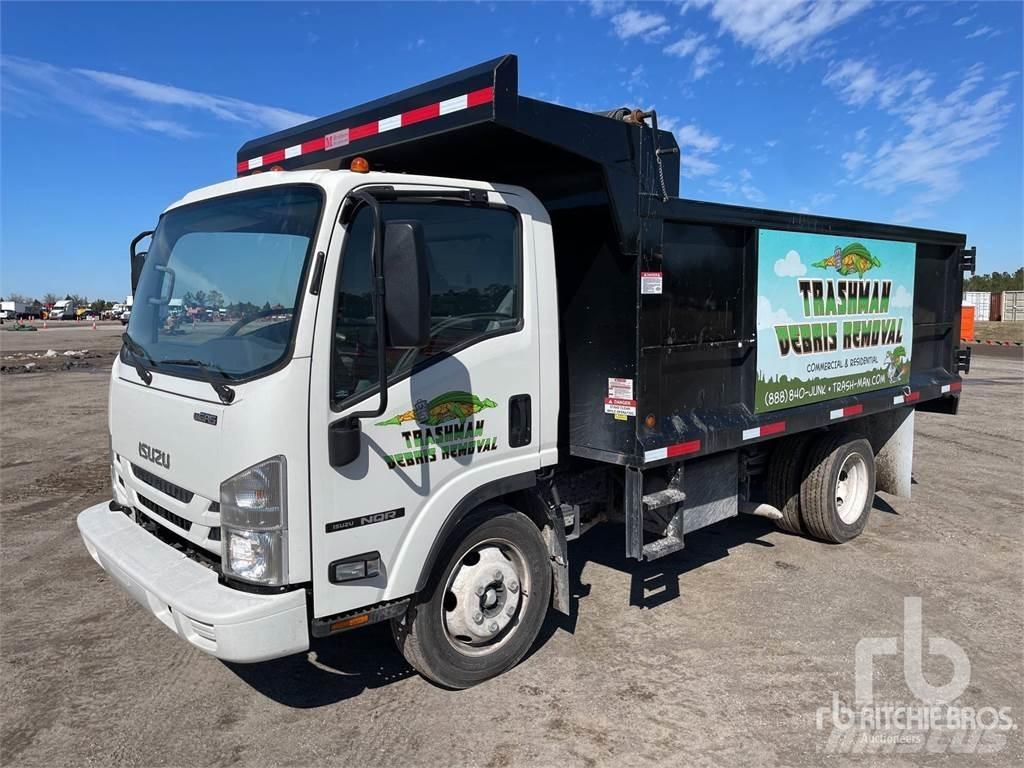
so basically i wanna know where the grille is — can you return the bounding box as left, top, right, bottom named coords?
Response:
left=137, top=494, right=192, bottom=532
left=131, top=463, right=194, bottom=503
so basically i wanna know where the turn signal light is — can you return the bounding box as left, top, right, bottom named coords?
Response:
left=350, top=156, right=370, bottom=173
left=329, top=614, right=370, bottom=632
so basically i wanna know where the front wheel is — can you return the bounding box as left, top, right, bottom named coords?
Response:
left=391, top=506, right=552, bottom=688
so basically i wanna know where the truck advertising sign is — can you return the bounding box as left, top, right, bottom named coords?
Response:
left=755, top=229, right=916, bottom=414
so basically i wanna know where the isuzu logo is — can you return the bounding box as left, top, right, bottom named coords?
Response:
left=138, top=442, right=171, bottom=469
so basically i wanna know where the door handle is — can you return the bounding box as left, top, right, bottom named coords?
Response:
left=508, top=394, right=531, bottom=448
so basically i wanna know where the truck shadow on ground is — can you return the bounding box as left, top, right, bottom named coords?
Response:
left=229, top=499, right=894, bottom=705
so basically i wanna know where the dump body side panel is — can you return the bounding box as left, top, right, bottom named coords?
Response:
left=632, top=200, right=966, bottom=467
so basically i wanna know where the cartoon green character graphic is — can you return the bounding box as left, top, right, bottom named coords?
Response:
left=885, top=345, right=910, bottom=384
left=813, top=243, right=882, bottom=277
left=376, top=391, right=498, bottom=427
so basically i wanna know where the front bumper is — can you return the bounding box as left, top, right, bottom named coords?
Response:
left=77, top=502, right=309, bottom=663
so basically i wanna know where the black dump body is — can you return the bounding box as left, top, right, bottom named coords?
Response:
left=239, top=54, right=970, bottom=469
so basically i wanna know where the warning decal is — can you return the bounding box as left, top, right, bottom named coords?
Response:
left=607, top=377, right=634, bottom=399
left=641, top=272, right=663, bottom=295
left=604, top=397, right=637, bottom=419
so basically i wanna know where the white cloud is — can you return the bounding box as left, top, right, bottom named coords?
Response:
left=677, top=123, right=721, bottom=153
left=953, top=16, right=972, bottom=27
left=757, top=295, right=793, bottom=330
left=966, top=25, right=1001, bottom=40
left=683, top=0, right=869, bottom=63
left=889, top=284, right=913, bottom=308
left=1, top=55, right=311, bottom=139
left=737, top=167, right=765, bottom=202
left=824, top=61, right=1014, bottom=221
left=691, top=45, right=722, bottom=80
left=663, top=30, right=721, bottom=80
left=75, top=69, right=312, bottom=132
left=610, top=9, right=670, bottom=41
left=680, top=154, right=719, bottom=177
left=587, top=0, right=625, bottom=17
left=664, top=31, right=704, bottom=58
left=774, top=250, right=807, bottom=277
left=823, top=60, right=933, bottom=108
left=674, top=122, right=724, bottom=178
left=842, top=151, right=866, bottom=173
left=904, top=4, right=925, bottom=19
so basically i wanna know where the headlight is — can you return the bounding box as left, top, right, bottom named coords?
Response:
left=220, top=456, right=287, bottom=586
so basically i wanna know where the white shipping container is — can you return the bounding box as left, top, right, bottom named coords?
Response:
left=1002, top=290, right=1024, bottom=323
left=962, top=291, right=991, bottom=322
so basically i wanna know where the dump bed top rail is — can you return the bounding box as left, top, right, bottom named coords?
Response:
left=236, top=54, right=679, bottom=253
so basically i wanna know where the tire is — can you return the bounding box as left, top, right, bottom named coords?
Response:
left=799, top=433, right=875, bottom=543
left=765, top=433, right=816, bottom=534
left=391, top=505, right=552, bottom=689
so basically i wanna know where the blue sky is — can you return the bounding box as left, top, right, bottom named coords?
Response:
left=2, top=0, right=1021, bottom=300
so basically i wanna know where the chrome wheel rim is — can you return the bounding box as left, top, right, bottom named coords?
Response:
left=835, top=452, right=869, bottom=524
left=442, top=538, right=529, bottom=657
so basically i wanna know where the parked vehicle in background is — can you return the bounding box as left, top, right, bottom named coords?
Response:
left=78, top=55, right=973, bottom=689
left=1, top=300, right=42, bottom=320
left=48, top=300, right=76, bottom=320
left=120, top=310, right=131, bottom=325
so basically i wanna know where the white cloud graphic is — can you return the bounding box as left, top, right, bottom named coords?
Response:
left=774, top=250, right=807, bottom=277
left=890, top=284, right=913, bottom=308
left=757, top=295, right=793, bottom=330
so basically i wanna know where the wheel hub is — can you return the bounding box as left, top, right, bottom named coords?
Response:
left=445, top=545, right=523, bottom=645
left=835, top=451, right=869, bottom=524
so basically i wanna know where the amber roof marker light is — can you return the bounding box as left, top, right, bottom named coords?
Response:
left=350, top=157, right=370, bottom=173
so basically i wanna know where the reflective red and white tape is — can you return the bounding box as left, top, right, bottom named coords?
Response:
left=892, top=391, right=920, bottom=405
left=237, top=86, right=495, bottom=175
left=941, top=381, right=963, bottom=394
left=644, top=439, right=701, bottom=463
left=829, top=403, right=864, bottom=420
left=741, top=420, right=786, bottom=442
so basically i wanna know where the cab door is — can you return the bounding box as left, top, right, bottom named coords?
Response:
left=308, top=186, right=542, bottom=618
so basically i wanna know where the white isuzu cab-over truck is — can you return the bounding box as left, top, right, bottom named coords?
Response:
left=78, top=56, right=971, bottom=688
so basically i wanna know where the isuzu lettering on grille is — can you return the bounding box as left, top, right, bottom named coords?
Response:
left=138, top=442, right=171, bottom=469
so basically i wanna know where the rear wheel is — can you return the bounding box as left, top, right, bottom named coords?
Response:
left=765, top=433, right=815, bottom=534
left=391, top=506, right=551, bottom=688
left=799, top=434, right=875, bottom=543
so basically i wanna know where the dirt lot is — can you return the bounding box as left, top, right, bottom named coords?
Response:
left=972, top=321, right=1024, bottom=344
left=1, top=337, right=1022, bottom=767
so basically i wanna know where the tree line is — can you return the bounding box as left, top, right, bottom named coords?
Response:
left=964, top=268, right=1024, bottom=293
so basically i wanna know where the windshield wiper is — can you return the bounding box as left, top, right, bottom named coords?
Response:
left=161, top=358, right=237, bottom=404
left=121, top=332, right=155, bottom=385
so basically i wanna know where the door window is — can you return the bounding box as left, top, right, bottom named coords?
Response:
left=332, top=201, right=520, bottom=405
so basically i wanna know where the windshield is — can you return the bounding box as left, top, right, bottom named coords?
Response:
left=125, top=185, right=322, bottom=381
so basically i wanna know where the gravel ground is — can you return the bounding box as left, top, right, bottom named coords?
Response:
left=1, top=350, right=1021, bottom=767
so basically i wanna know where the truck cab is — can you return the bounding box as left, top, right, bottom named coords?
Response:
left=80, top=167, right=560, bottom=679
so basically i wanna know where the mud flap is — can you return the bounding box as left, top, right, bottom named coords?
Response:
left=542, top=506, right=570, bottom=615
left=867, top=408, right=915, bottom=498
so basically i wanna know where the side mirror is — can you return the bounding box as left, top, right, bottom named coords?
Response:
left=329, top=418, right=362, bottom=467
left=130, top=230, right=154, bottom=293
left=382, top=220, right=430, bottom=349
